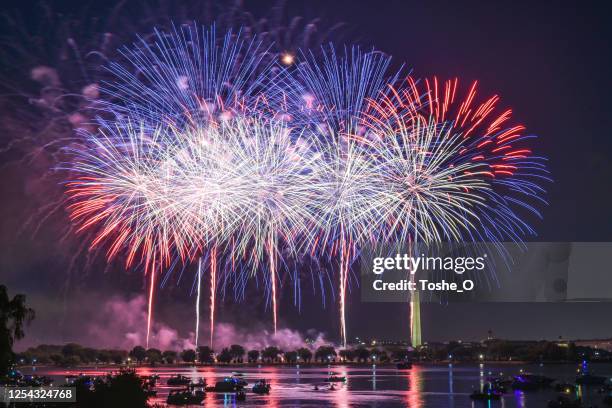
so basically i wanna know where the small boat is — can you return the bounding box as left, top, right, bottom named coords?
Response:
left=470, top=390, right=502, bottom=400
left=188, top=378, right=206, bottom=388
left=209, top=378, right=243, bottom=392
left=166, top=389, right=205, bottom=405
left=483, top=382, right=506, bottom=394
left=555, top=383, right=577, bottom=393
left=512, top=373, right=555, bottom=391
left=486, top=375, right=513, bottom=386
left=548, top=396, right=582, bottom=408
left=167, top=375, right=191, bottom=386
left=576, top=374, right=607, bottom=385
left=327, top=374, right=346, bottom=382
left=252, top=380, right=271, bottom=394
left=232, top=376, right=248, bottom=387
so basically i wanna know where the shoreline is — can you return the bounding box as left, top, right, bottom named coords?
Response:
left=15, top=360, right=592, bottom=370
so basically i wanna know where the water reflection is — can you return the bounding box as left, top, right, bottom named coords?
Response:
left=20, top=363, right=612, bottom=407
left=404, top=363, right=423, bottom=408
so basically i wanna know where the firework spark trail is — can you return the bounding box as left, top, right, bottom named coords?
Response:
left=209, top=246, right=217, bottom=348
left=195, top=257, right=202, bottom=349
left=285, top=45, right=398, bottom=347
left=146, top=256, right=156, bottom=348
left=62, top=22, right=550, bottom=349
left=268, top=230, right=278, bottom=334
left=101, top=23, right=277, bottom=128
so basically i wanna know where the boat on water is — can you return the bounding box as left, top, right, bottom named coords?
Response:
left=167, top=375, right=191, bottom=386
left=470, top=390, right=502, bottom=400
left=555, top=383, right=577, bottom=393
left=327, top=374, right=346, bottom=382
left=547, top=396, right=582, bottom=408
left=166, top=389, right=205, bottom=405
left=511, top=373, right=555, bottom=391
left=22, top=375, right=53, bottom=387
left=486, top=375, right=513, bottom=386
left=252, top=379, right=271, bottom=394
left=206, top=377, right=246, bottom=392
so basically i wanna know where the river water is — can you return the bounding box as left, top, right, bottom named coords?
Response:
left=21, top=363, right=612, bottom=407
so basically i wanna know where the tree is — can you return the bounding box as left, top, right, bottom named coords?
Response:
left=262, top=346, right=281, bottom=363
left=284, top=351, right=298, bottom=363
left=371, top=349, right=388, bottom=363
left=81, top=347, right=98, bottom=364
left=197, top=346, right=214, bottom=364
left=0, top=285, right=35, bottom=375
left=181, top=349, right=196, bottom=363
left=78, top=369, right=149, bottom=408
left=110, top=350, right=127, bottom=365
left=355, top=347, right=371, bottom=363
left=315, top=346, right=336, bottom=362
left=391, top=348, right=410, bottom=361
left=297, top=347, right=312, bottom=363
left=247, top=349, right=260, bottom=363
left=217, top=348, right=233, bottom=364
left=62, top=343, right=83, bottom=357
left=162, top=350, right=178, bottom=364
left=229, top=344, right=245, bottom=363
left=339, top=349, right=355, bottom=362
left=96, top=350, right=112, bottom=364
left=145, top=348, right=162, bottom=365
left=129, top=346, right=147, bottom=364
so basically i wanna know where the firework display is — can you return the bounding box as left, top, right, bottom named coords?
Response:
left=63, top=22, right=548, bottom=349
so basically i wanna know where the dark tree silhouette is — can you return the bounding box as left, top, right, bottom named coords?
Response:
left=217, top=347, right=233, bottom=363
left=0, top=285, right=34, bottom=375
left=247, top=349, right=260, bottom=363
left=284, top=350, right=298, bottom=363
left=262, top=346, right=281, bottom=363
left=181, top=349, right=196, bottom=363
left=297, top=347, right=312, bottom=363
left=129, top=346, right=146, bottom=364
left=162, top=350, right=178, bottom=364
left=197, top=346, right=214, bottom=363
left=229, top=344, right=245, bottom=362
left=315, top=346, right=336, bottom=362
left=145, top=348, right=162, bottom=364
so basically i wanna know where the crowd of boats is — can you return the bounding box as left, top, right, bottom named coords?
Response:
left=469, top=368, right=612, bottom=407
left=162, top=372, right=272, bottom=405
left=3, top=359, right=612, bottom=406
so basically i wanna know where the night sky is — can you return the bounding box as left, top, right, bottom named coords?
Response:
left=1, top=0, right=611, bottom=350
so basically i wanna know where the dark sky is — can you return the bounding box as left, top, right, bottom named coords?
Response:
left=1, top=0, right=612, bottom=350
